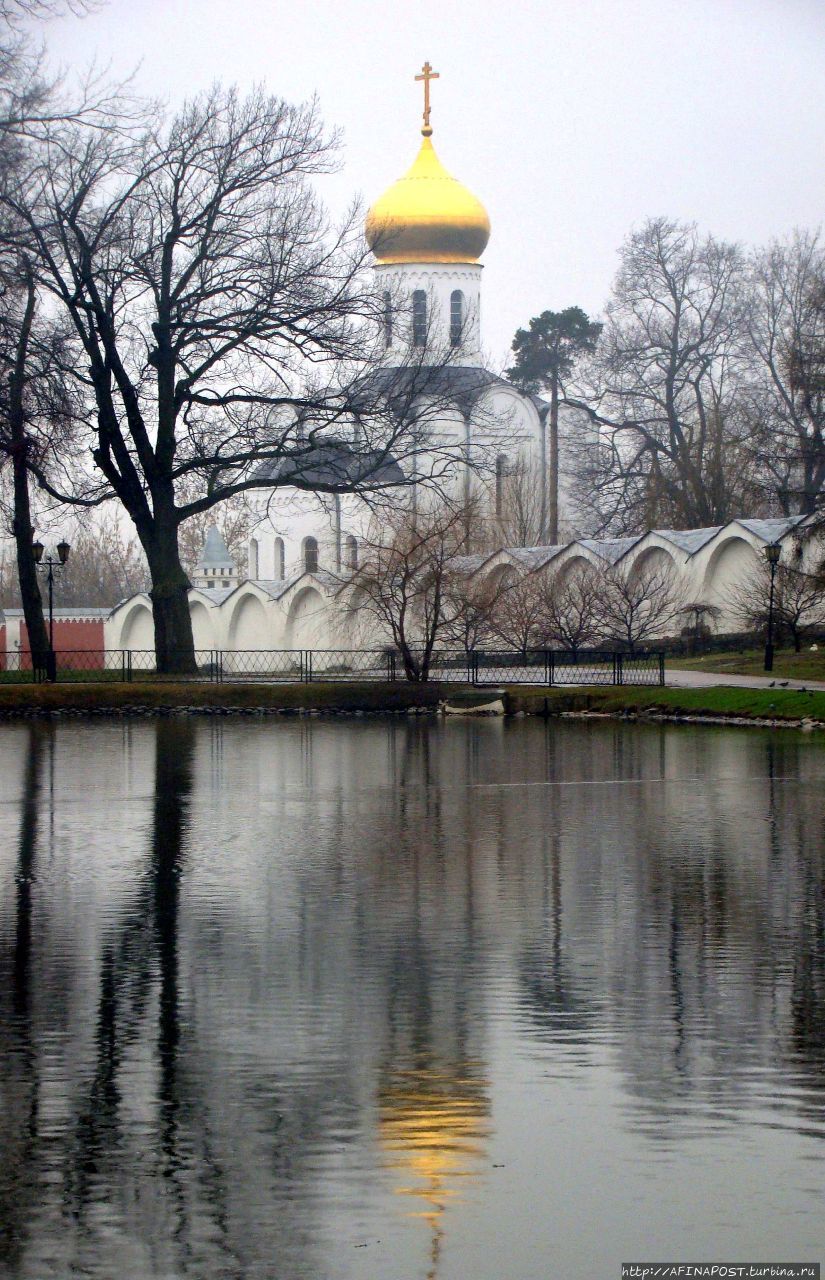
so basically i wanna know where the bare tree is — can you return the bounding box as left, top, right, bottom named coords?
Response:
left=0, top=253, right=90, bottom=658
left=596, top=560, right=685, bottom=652
left=569, top=218, right=761, bottom=533
left=353, top=498, right=472, bottom=681
left=4, top=87, right=470, bottom=672
left=442, top=568, right=499, bottom=652
left=0, top=0, right=120, bottom=664
left=677, top=600, right=722, bottom=652
left=49, top=510, right=147, bottom=606
left=542, top=563, right=602, bottom=654
left=488, top=569, right=548, bottom=652
left=746, top=231, right=825, bottom=516
left=726, top=560, right=825, bottom=652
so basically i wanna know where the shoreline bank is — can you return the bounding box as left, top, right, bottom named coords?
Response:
left=0, top=681, right=824, bottom=731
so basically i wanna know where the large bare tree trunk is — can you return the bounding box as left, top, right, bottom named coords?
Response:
left=145, top=518, right=196, bottom=675
left=8, top=278, right=49, bottom=672
left=11, top=451, right=49, bottom=670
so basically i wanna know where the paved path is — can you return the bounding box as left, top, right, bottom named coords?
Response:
left=665, top=668, right=825, bottom=692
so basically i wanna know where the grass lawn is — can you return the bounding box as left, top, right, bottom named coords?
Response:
left=665, top=647, right=825, bottom=681
left=506, top=684, right=825, bottom=722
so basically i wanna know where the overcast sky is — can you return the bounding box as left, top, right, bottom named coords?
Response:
left=45, top=0, right=825, bottom=368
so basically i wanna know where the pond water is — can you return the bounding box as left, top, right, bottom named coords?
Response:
left=0, top=716, right=824, bottom=1280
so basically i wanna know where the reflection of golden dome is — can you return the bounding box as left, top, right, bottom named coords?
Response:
left=365, top=136, right=491, bottom=265
left=378, top=1065, right=491, bottom=1278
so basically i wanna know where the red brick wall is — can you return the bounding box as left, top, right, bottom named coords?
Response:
left=18, top=617, right=106, bottom=669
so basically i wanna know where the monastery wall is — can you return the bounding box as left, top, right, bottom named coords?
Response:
left=104, top=515, right=822, bottom=656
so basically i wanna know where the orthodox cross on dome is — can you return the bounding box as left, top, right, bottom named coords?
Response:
left=415, top=60, right=439, bottom=136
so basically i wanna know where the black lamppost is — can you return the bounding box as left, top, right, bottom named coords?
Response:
left=32, top=538, right=70, bottom=681
left=764, top=541, right=781, bottom=673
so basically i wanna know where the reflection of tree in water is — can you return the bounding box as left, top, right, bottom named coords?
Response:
left=0, top=724, right=46, bottom=1272
left=2, top=721, right=330, bottom=1278
left=62, top=721, right=201, bottom=1257
left=788, top=834, right=825, bottom=1123
left=516, top=809, right=597, bottom=1048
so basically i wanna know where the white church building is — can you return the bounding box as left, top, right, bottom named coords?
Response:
left=106, top=69, right=823, bottom=657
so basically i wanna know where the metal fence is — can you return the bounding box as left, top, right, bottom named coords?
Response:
left=1, top=647, right=665, bottom=687
left=469, top=649, right=665, bottom=686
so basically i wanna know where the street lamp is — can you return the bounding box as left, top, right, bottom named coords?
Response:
left=32, top=538, right=71, bottom=681
left=764, top=541, right=781, bottom=673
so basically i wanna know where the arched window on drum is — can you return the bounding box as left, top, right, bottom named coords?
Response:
left=383, top=291, right=393, bottom=348
left=450, top=290, right=465, bottom=347
left=303, top=536, right=318, bottom=574
left=274, top=536, right=285, bottom=580
left=412, top=290, right=427, bottom=347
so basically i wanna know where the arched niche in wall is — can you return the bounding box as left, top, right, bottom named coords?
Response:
left=228, top=592, right=270, bottom=649
left=119, top=600, right=154, bottom=651
left=285, top=585, right=327, bottom=648
left=624, top=544, right=678, bottom=585
left=702, top=536, right=761, bottom=604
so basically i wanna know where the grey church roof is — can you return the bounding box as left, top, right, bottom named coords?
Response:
left=199, top=525, right=234, bottom=568
left=362, top=365, right=514, bottom=418
left=254, top=440, right=404, bottom=490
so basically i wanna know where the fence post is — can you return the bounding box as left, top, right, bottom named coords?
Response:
left=305, top=650, right=313, bottom=684
left=616, top=653, right=624, bottom=686
left=548, top=650, right=555, bottom=687
left=388, top=651, right=397, bottom=682
left=659, top=651, right=665, bottom=686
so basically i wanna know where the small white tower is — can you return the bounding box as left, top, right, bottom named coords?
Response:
left=192, top=526, right=238, bottom=590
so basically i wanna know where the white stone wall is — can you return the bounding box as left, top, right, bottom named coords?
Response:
left=105, top=516, right=823, bottom=655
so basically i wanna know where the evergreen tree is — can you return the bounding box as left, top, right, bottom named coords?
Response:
left=506, top=307, right=601, bottom=542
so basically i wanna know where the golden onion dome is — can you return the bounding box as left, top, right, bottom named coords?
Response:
left=365, top=134, right=491, bottom=265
